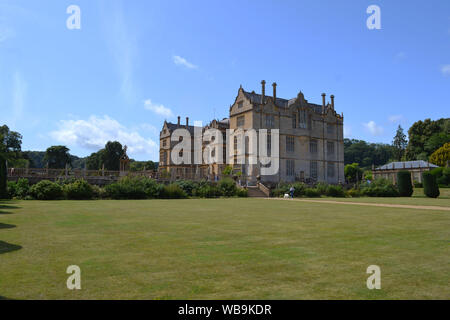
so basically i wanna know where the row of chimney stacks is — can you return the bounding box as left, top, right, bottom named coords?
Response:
left=177, top=116, right=189, bottom=128
left=322, top=93, right=335, bottom=110
left=261, top=80, right=277, bottom=104
left=261, top=80, right=334, bottom=110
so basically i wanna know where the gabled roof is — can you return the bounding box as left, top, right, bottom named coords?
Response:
left=165, top=122, right=198, bottom=135
left=242, top=90, right=323, bottom=113
left=375, top=160, right=438, bottom=170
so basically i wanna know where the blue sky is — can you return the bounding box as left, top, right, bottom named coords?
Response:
left=0, top=0, right=449, bottom=161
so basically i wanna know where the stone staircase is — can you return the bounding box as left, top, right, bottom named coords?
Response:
left=246, top=186, right=268, bottom=198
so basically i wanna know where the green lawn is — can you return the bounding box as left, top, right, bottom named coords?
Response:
left=306, top=188, right=450, bottom=207
left=0, top=199, right=449, bottom=299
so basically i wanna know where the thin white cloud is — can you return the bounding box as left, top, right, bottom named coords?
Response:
left=173, top=55, right=198, bottom=69
left=11, top=71, right=26, bottom=126
left=50, top=115, right=157, bottom=156
left=100, top=1, right=137, bottom=102
left=363, top=121, right=384, bottom=136
left=144, top=99, right=174, bottom=118
left=441, top=64, right=450, bottom=76
left=388, top=115, right=403, bottom=123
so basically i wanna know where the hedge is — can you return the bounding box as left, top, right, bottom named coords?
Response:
left=422, top=171, right=440, bottom=198
left=397, top=170, right=413, bottom=197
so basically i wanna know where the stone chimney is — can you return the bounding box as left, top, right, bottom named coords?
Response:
left=186, top=117, right=189, bottom=128
left=261, top=80, right=266, bottom=104
left=177, top=116, right=180, bottom=126
left=330, top=95, right=335, bottom=109
left=321, top=93, right=326, bottom=113
left=272, top=82, right=277, bottom=102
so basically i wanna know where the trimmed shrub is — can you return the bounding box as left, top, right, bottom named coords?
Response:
left=360, top=178, right=399, bottom=197
left=237, top=188, right=248, bottom=197
left=160, top=183, right=187, bottom=199
left=64, top=179, right=94, bottom=200
left=175, top=180, right=198, bottom=197
left=105, top=176, right=148, bottom=199
left=218, top=178, right=237, bottom=197
left=289, top=183, right=305, bottom=197
left=194, top=184, right=220, bottom=198
left=422, top=171, right=440, bottom=198
left=347, top=188, right=361, bottom=198
left=304, top=188, right=321, bottom=197
left=397, top=170, right=413, bottom=197
left=315, top=182, right=328, bottom=196
left=436, top=167, right=450, bottom=187
left=30, top=180, right=64, bottom=200
left=7, top=181, right=17, bottom=199
left=91, top=185, right=107, bottom=199
left=326, top=185, right=346, bottom=197
left=7, top=178, right=29, bottom=199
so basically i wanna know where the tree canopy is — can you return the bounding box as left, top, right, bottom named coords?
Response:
left=86, top=141, right=125, bottom=171
left=405, top=118, right=450, bottom=161
left=429, top=142, right=450, bottom=167
left=44, top=146, right=71, bottom=169
left=344, top=139, right=394, bottom=169
left=0, top=125, right=23, bottom=160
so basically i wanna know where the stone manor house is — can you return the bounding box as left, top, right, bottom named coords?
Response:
left=159, top=81, right=344, bottom=185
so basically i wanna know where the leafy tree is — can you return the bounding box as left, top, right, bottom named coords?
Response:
left=344, top=163, right=363, bottom=183
left=129, top=160, right=157, bottom=171
left=429, top=142, right=450, bottom=167
left=0, top=125, right=22, bottom=198
left=104, top=141, right=125, bottom=171
left=344, top=139, right=394, bottom=169
left=85, top=141, right=125, bottom=171
left=405, top=118, right=450, bottom=160
left=392, top=125, right=407, bottom=161
left=44, top=146, right=71, bottom=169
left=86, top=149, right=106, bottom=170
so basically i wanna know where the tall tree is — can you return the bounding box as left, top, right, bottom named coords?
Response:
left=44, top=146, right=71, bottom=169
left=85, top=141, right=125, bottom=171
left=103, top=141, right=125, bottom=171
left=392, top=125, right=407, bottom=161
left=0, top=125, right=22, bottom=198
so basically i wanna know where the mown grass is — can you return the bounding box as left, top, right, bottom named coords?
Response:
left=0, top=199, right=448, bottom=299
left=309, top=188, right=450, bottom=207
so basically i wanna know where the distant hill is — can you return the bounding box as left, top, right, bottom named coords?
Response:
left=22, top=151, right=87, bottom=169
